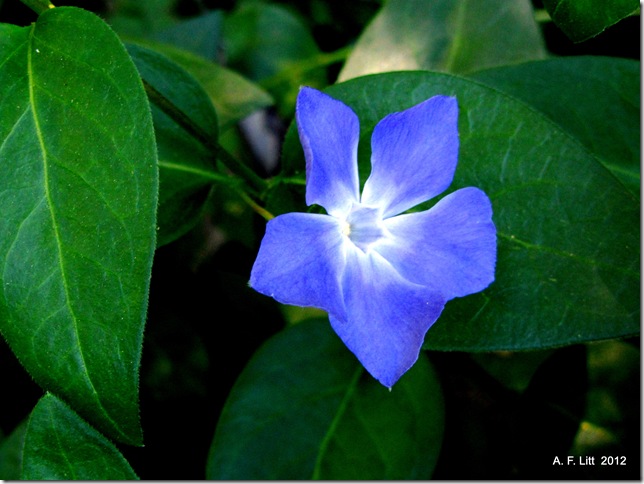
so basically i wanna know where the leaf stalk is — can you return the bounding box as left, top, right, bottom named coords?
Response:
left=142, top=79, right=268, bottom=196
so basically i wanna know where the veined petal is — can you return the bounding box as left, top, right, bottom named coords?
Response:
left=378, top=187, right=496, bottom=300
left=361, top=95, right=459, bottom=218
left=296, top=87, right=360, bottom=216
left=250, top=213, right=348, bottom=320
left=329, top=247, right=445, bottom=388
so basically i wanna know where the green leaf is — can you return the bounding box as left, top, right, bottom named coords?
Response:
left=542, top=0, right=639, bottom=42
left=339, top=0, right=547, bottom=81
left=105, top=0, right=178, bottom=38
left=281, top=72, right=639, bottom=351
left=470, top=56, right=640, bottom=197
left=21, top=394, right=138, bottom=480
left=153, top=11, right=223, bottom=60
left=128, top=40, right=273, bottom=131
left=126, top=42, right=223, bottom=246
left=0, top=420, right=27, bottom=480
left=206, top=318, right=444, bottom=480
left=223, top=1, right=326, bottom=115
left=0, top=7, right=158, bottom=444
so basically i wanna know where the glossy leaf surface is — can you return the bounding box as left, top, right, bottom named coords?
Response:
left=339, top=0, right=546, bottom=81
left=0, top=8, right=157, bottom=444
left=281, top=72, right=639, bottom=351
left=542, top=0, right=639, bottom=42
left=207, top=318, right=444, bottom=479
left=471, top=56, right=640, bottom=196
left=21, top=394, right=138, bottom=480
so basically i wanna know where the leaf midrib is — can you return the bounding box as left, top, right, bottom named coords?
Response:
left=28, top=24, right=91, bottom=393
left=27, top=25, right=123, bottom=438
left=311, top=365, right=363, bottom=479
left=498, top=232, right=639, bottom=278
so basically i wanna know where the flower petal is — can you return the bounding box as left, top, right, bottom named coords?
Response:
left=329, top=247, right=445, bottom=388
left=361, top=95, right=459, bottom=217
left=296, top=87, right=360, bottom=216
left=250, top=213, right=348, bottom=320
left=378, top=187, right=496, bottom=300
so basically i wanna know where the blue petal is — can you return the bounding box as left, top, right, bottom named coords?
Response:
left=250, top=213, right=348, bottom=320
left=361, top=95, right=459, bottom=217
left=329, top=247, right=445, bottom=388
left=377, top=187, right=496, bottom=300
left=296, top=87, right=360, bottom=216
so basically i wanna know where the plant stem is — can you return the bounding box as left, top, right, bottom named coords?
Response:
left=20, top=0, right=55, bottom=14
left=260, top=46, right=352, bottom=91
left=215, top=144, right=267, bottom=196
left=142, top=79, right=268, bottom=195
left=237, top=191, right=275, bottom=221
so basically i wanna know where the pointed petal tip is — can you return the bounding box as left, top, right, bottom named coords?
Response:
left=362, top=93, right=461, bottom=217
left=295, top=86, right=350, bottom=117
left=372, top=356, right=416, bottom=389
left=295, top=87, right=360, bottom=214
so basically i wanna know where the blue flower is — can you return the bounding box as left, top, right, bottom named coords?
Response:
left=250, top=87, right=496, bottom=388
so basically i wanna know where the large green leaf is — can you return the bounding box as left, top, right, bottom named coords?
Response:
left=542, top=0, right=639, bottom=42
left=21, top=394, right=138, bottom=480
left=0, top=7, right=157, bottom=444
left=126, top=42, right=224, bottom=246
left=339, top=0, right=547, bottom=81
left=470, top=56, right=640, bottom=196
left=280, top=72, right=638, bottom=351
left=207, top=318, right=444, bottom=480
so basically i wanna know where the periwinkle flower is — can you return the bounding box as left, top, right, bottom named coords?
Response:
left=250, top=87, right=496, bottom=388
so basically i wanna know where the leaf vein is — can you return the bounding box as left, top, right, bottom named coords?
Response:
left=27, top=24, right=123, bottom=435
left=498, top=232, right=638, bottom=278
left=311, top=366, right=362, bottom=479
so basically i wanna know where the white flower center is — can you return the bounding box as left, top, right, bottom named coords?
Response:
left=343, top=204, right=387, bottom=253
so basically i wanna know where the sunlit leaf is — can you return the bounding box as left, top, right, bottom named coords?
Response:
left=339, top=0, right=546, bottom=81
left=21, top=394, right=138, bottom=480
left=281, top=72, right=639, bottom=351
left=207, top=318, right=444, bottom=480
left=0, top=7, right=157, bottom=444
